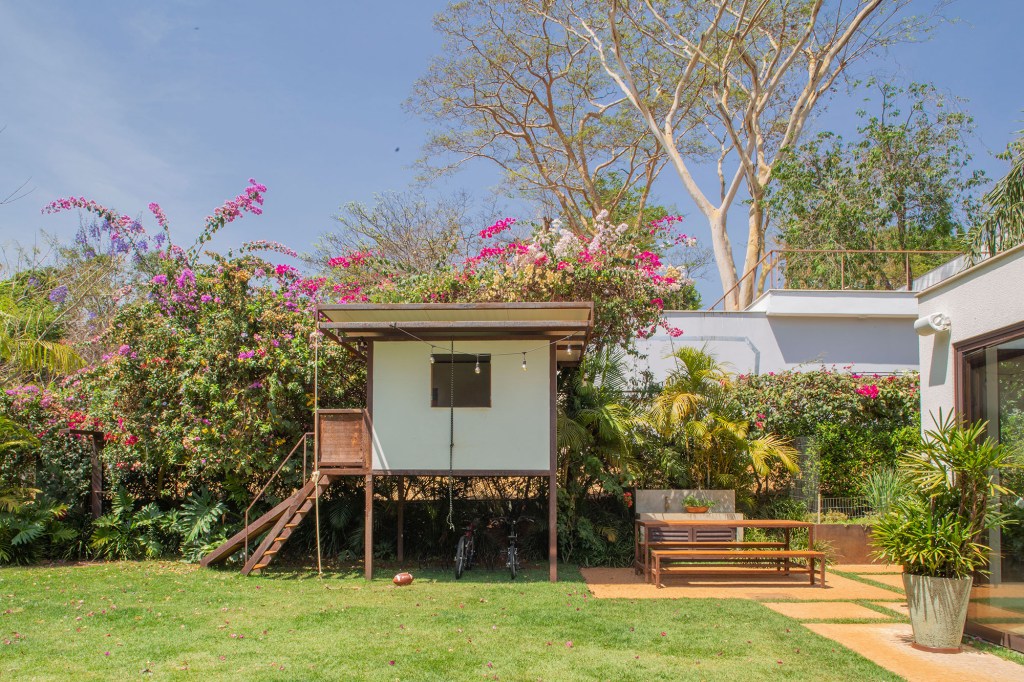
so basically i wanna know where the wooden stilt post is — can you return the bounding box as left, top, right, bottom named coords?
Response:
left=364, top=473, right=374, bottom=580
left=396, top=476, right=405, bottom=564
left=549, top=344, right=558, bottom=582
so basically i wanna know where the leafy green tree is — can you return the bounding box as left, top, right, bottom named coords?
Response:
left=768, top=81, right=984, bottom=290
left=540, top=0, right=941, bottom=308
left=409, top=0, right=667, bottom=233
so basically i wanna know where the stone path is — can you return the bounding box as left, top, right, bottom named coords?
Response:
left=581, top=564, right=1024, bottom=681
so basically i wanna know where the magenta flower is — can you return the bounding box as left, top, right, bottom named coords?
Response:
left=148, top=202, right=169, bottom=231
left=237, top=350, right=255, bottom=360
left=479, top=217, right=516, bottom=239
left=151, top=274, right=168, bottom=285
left=856, top=384, right=880, bottom=399
left=275, top=264, right=297, bottom=277
left=175, top=268, right=195, bottom=288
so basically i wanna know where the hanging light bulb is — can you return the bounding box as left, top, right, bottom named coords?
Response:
left=474, top=355, right=481, bottom=374
left=429, top=353, right=435, bottom=364
left=521, top=352, right=528, bottom=371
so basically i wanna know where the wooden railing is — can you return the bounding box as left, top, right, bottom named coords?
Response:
left=244, top=431, right=313, bottom=563
left=707, top=249, right=963, bottom=311
left=316, top=409, right=371, bottom=471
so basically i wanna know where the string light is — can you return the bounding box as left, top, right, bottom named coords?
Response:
left=386, top=322, right=581, bottom=367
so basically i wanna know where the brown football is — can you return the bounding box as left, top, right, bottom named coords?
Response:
left=393, top=572, right=414, bottom=586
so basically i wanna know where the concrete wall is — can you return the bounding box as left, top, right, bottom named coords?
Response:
left=918, top=245, right=1024, bottom=422
left=635, top=303, right=920, bottom=379
left=371, top=340, right=551, bottom=472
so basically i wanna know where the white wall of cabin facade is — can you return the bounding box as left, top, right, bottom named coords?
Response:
left=370, top=340, right=551, bottom=472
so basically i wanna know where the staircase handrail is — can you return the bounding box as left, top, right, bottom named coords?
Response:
left=244, top=431, right=314, bottom=563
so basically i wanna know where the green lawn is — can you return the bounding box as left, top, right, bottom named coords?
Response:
left=0, top=562, right=899, bottom=681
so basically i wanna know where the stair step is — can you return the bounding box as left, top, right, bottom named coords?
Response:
left=285, top=523, right=299, bottom=528
left=263, top=549, right=279, bottom=556
left=272, top=536, right=287, bottom=543
left=253, top=563, right=267, bottom=570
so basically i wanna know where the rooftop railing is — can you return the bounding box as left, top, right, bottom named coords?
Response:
left=707, top=249, right=963, bottom=311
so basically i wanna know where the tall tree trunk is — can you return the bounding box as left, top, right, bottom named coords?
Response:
left=706, top=211, right=741, bottom=310
left=739, top=190, right=767, bottom=307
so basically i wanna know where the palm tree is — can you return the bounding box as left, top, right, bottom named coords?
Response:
left=556, top=347, right=647, bottom=563
left=650, top=346, right=797, bottom=491
left=557, top=346, right=645, bottom=479
left=968, top=128, right=1024, bottom=256
left=0, top=308, right=83, bottom=379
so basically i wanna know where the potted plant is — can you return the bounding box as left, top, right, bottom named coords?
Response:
left=872, top=413, right=1019, bottom=652
left=683, top=494, right=715, bottom=514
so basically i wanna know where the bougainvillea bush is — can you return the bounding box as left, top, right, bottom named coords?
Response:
left=732, top=369, right=921, bottom=498
left=325, top=213, right=701, bottom=345
left=1, top=179, right=703, bottom=564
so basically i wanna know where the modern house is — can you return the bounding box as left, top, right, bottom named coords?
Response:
left=635, top=249, right=958, bottom=379
left=202, top=302, right=594, bottom=582
left=915, top=243, right=1024, bottom=652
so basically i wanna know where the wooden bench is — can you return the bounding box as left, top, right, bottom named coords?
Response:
left=637, top=541, right=787, bottom=582
left=651, top=549, right=826, bottom=588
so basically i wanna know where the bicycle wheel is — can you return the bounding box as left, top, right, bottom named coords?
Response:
left=508, top=545, right=518, bottom=580
left=454, top=536, right=468, bottom=579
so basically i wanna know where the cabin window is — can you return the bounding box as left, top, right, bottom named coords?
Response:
left=430, top=354, right=491, bottom=408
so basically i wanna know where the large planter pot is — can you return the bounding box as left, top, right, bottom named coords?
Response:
left=902, top=573, right=973, bottom=652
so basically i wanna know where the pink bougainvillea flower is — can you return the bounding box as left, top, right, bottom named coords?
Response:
left=479, top=217, right=516, bottom=239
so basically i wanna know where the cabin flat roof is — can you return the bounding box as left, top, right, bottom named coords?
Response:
left=317, top=302, right=593, bottom=347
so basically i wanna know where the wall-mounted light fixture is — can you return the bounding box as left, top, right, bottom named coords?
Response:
left=914, top=312, right=951, bottom=336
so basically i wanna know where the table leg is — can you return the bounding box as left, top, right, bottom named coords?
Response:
left=820, top=557, right=826, bottom=588
left=634, top=521, right=640, bottom=574
left=784, top=528, right=791, bottom=575
left=644, top=532, right=651, bottom=583
left=809, top=557, right=815, bottom=585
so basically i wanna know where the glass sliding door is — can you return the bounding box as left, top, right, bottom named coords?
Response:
left=959, top=325, right=1024, bottom=651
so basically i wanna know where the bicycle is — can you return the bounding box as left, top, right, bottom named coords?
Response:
left=494, top=514, right=531, bottom=580
left=453, top=520, right=477, bottom=579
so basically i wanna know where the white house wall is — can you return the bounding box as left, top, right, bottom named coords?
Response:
left=634, top=309, right=920, bottom=379
left=370, top=340, right=551, bottom=472
left=918, top=246, right=1024, bottom=423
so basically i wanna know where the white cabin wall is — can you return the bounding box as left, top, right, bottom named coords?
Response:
left=371, top=340, right=551, bottom=472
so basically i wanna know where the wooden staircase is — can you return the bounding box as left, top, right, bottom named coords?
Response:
left=200, top=472, right=335, bottom=575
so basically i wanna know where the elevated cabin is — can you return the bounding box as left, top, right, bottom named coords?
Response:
left=314, top=302, right=593, bottom=581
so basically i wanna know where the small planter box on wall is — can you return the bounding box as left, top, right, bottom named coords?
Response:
left=317, top=409, right=370, bottom=471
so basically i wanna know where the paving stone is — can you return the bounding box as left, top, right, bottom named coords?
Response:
left=805, top=623, right=1024, bottom=682
left=762, top=601, right=892, bottom=620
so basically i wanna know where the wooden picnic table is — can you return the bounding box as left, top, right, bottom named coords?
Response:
left=634, top=518, right=816, bottom=583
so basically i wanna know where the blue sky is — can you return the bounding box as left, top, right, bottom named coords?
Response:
left=1, top=1, right=1022, bottom=302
